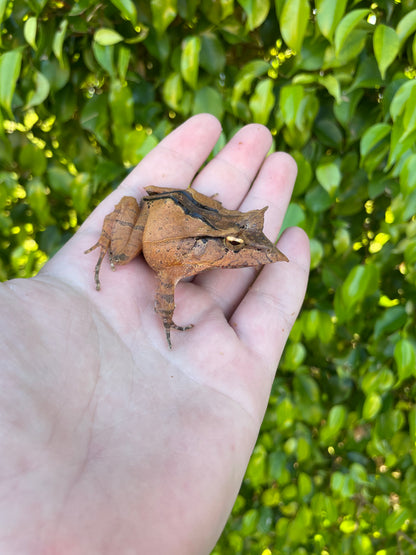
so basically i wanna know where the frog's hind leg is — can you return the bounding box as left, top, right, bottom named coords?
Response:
left=84, top=210, right=118, bottom=290
left=85, top=196, right=148, bottom=291
left=154, top=274, right=193, bottom=349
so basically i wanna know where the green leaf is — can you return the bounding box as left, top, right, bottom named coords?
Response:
left=283, top=342, right=306, bottom=370
left=162, top=72, right=183, bottom=110
left=327, top=405, right=346, bottom=431
left=385, top=508, right=411, bottom=534
left=200, top=33, right=226, bottom=75
left=94, top=28, right=124, bottom=46
left=394, top=339, right=416, bottom=381
left=362, top=392, right=382, bottom=420
left=70, top=173, right=91, bottom=216
left=280, top=0, right=310, bottom=52
left=279, top=84, right=304, bottom=127
left=390, top=80, right=416, bottom=121
left=336, top=264, right=379, bottom=321
left=249, top=79, right=275, bottom=125
left=237, top=0, right=270, bottom=31
left=193, top=86, right=224, bottom=120
left=0, top=48, right=23, bottom=117
left=109, top=80, right=133, bottom=128
left=24, top=16, right=37, bottom=50
left=318, top=74, right=341, bottom=103
left=151, top=0, right=177, bottom=35
left=232, top=60, right=270, bottom=114
left=280, top=202, right=306, bottom=231
left=334, top=9, right=370, bottom=55
left=27, top=179, right=52, bottom=225
left=316, top=0, right=348, bottom=42
left=396, top=9, right=416, bottom=49
left=360, top=123, right=391, bottom=158
left=110, top=0, right=138, bottom=24
left=80, top=94, right=110, bottom=148
left=316, top=162, right=341, bottom=197
left=117, top=46, right=130, bottom=81
left=180, top=36, right=201, bottom=89
left=373, top=24, right=400, bottom=79
left=52, top=19, right=68, bottom=66
left=342, top=264, right=379, bottom=307
left=374, top=306, right=407, bottom=339
left=0, top=0, right=7, bottom=24
left=309, top=238, right=324, bottom=269
left=399, top=153, right=416, bottom=195
left=25, top=70, right=50, bottom=109
left=92, top=43, right=116, bottom=77
left=19, top=143, right=47, bottom=176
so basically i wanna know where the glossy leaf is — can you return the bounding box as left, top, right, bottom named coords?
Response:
left=94, top=28, right=124, bottom=46
left=360, top=123, right=391, bottom=158
left=24, top=16, right=37, bottom=50
left=316, top=162, right=341, bottom=197
left=110, top=0, right=137, bottom=24
left=373, top=24, right=400, bottom=79
left=193, top=86, right=224, bottom=120
left=362, top=392, right=382, bottom=420
left=0, top=48, right=23, bottom=116
left=385, top=508, right=411, bottom=534
left=238, top=0, right=270, bottom=31
left=334, top=9, right=370, bottom=55
left=25, top=70, right=50, bottom=109
left=180, top=36, right=201, bottom=89
left=151, top=0, right=177, bottom=35
left=280, top=0, right=310, bottom=52
left=394, top=339, right=416, bottom=381
left=316, top=0, right=347, bottom=42
left=249, top=78, right=275, bottom=124
left=92, top=43, right=116, bottom=77
left=162, top=72, right=183, bottom=110
left=53, top=19, right=68, bottom=66
left=200, top=33, right=226, bottom=74
left=396, top=9, right=416, bottom=49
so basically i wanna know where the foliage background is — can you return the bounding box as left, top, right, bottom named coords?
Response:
left=1, top=0, right=416, bottom=553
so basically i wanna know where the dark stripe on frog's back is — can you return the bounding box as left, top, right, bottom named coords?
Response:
left=142, top=189, right=248, bottom=232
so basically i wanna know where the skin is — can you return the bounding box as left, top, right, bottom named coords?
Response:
left=0, top=114, right=310, bottom=554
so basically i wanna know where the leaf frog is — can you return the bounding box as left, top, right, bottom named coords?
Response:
left=85, top=186, right=288, bottom=348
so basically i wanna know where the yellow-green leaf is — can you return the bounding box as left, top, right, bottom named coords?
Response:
left=24, top=16, right=37, bottom=50
left=237, top=0, right=270, bottom=31
left=0, top=47, right=23, bottom=117
left=249, top=78, right=275, bottom=125
left=280, top=0, right=310, bottom=52
left=373, top=24, right=399, bottom=79
left=151, top=0, right=177, bottom=35
left=316, top=0, right=347, bottom=42
left=180, top=36, right=201, bottom=89
left=94, top=28, right=124, bottom=46
left=334, top=9, right=370, bottom=56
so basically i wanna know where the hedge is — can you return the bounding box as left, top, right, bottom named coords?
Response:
left=1, top=0, right=416, bottom=553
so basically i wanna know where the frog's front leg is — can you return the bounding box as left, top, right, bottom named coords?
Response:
left=154, top=273, right=193, bottom=349
left=85, top=196, right=147, bottom=290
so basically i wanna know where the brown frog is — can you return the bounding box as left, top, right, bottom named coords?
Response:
left=85, top=186, right=288, bottom=348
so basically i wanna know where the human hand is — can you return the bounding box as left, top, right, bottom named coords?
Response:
left=0, top=114, right=309, bottom=553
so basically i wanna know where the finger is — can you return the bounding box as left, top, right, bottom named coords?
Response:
left=232, top=226, right=310, bottom=374
left=82, top=113, right=223, bottom=227
left=47, top=114, right=222, bottom=284
left=191, top=124, right=273, bottom=208
left=194, top=152, right=298, bottom=318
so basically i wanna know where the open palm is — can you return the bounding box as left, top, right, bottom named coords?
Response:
left=0, top=114, right=309, bottom=553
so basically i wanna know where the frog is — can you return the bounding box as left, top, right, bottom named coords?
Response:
left=85, top=186, right=288, bottom=348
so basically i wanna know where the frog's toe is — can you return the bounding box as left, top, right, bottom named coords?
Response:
left=171, top=323, right=194, bottom=332
left=162, top=319, right=193, bottom=348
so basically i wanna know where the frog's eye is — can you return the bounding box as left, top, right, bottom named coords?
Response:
left=224, top=235, right=244, bottom=251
